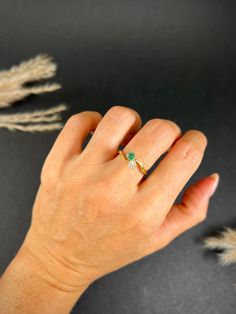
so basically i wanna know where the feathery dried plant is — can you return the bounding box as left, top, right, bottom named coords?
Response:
left=0, top=54, right=60, bottom=108
left=0, top=54, right=67, bottom=132
left=0, top=104, right=67, bottom=132
left=204, top=228, right=236, bottom=265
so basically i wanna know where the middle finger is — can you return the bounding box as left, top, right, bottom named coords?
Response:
left=112, top=118, right=181, bottom=183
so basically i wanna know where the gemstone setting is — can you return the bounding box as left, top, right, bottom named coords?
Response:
left=127, top=151, right=136, bottom=169
left=127, top=151, right=135, bottom=161
left=128, top=160, right=136, bottom=169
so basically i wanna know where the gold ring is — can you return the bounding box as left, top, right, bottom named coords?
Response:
left=118, top=150, right=147, bottom=175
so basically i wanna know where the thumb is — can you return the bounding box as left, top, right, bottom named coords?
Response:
left=151, top=173, right=220, bottom=250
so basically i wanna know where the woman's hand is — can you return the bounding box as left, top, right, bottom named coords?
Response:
left=2, top=106, right=218, bottom=313
left=21, top=106, right=218, bottom=289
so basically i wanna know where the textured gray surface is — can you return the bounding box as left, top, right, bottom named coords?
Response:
left=0, top=1, right=235, bottom=313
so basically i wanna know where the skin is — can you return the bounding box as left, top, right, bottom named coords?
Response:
left=0, top=106, right=219, bottom=313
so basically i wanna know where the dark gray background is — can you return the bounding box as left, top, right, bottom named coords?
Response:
left=0, top=1, right=235, bottom=313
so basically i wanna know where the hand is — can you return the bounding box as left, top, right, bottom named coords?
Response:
left=21, top=106, right=219, bottom=293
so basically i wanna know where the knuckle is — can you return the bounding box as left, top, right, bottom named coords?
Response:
left=66, top=111, right=101, bottom=126
left=66, top=113, right=84, bottom=126
left=186, top=130, right=208, bottom=147
left=108, top=106, right=136, bottom=121
left=147, top=118, right=181, bottom=136
left=146, top=118, right=162, bottom=130
left=180, top=139, right=202, bottom=166
left=163, top=119, right=181, bottom=135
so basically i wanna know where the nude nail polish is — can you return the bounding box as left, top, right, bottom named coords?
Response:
left=209, top=173, right=220, bottom=197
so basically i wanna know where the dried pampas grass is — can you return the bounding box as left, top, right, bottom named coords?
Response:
left=204, top=228, right=236, bottom=265
left=0, top=54, right=60, bottom=108
left=0, top=104, right=67, bottom=132
left=0, top=54, right=67, bottom=132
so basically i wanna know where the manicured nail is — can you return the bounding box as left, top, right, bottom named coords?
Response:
left=209, top=173, right=220, bottom=197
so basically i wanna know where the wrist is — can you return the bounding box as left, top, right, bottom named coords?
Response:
left=0, top=244, right=90, bottom=314
left=19, top=241, right=92, bottom=292
left=21, top=228, right=96, bottom=288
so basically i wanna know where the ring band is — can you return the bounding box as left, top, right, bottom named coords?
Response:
left=118, top=150, right=147, bottom=175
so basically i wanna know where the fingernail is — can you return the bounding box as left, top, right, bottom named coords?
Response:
left=209, top=173, right=220, bottom=197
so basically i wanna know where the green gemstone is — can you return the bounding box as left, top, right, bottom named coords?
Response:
left=127, top=151, right=135, bottom=161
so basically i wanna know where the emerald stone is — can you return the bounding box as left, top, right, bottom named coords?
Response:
left=127, top=151, right=135, bottom=161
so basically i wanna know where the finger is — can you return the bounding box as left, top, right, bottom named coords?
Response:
left=85, top=106, right=142, bottom=162
left=141, top=130, right=208, bottom=212
left=120, top=131, right=139, bottom=147
left=112, top=118, right=181, bottom=182
left=146, top=173, right=219, bottom=253
left=43, top=111, right=102, bottom=174
left=90, top=130, right=138, bottom=147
